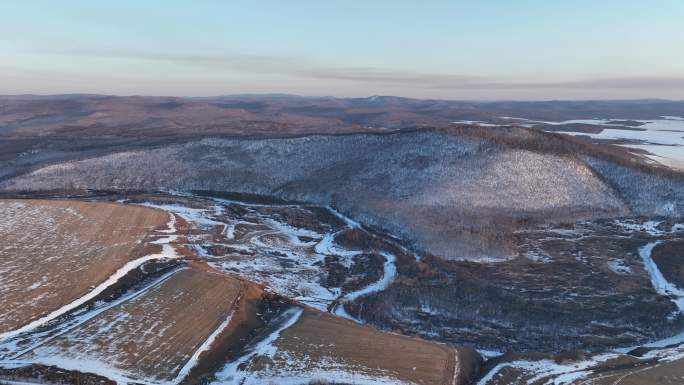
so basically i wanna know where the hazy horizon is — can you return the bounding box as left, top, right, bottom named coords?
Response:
left=2, top=1, right=683, bottom=100
left=3, top=92, right=684, bottom=103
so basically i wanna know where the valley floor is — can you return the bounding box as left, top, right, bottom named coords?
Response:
left=0, top=195, right=477, bottom=385
left=1, top=192, right=683, bottom=385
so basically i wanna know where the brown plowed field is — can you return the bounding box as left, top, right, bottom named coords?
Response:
left=247, top=309, right=464, bottom=385
left=24, top=268, right=242, bottom=383
left=588, top=357, right=684, bottom=385
left=0, top=199, right=168, bottom=333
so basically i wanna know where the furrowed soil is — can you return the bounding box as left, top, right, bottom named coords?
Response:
left=588, top=357, right=684, bottom=385
left=243, top=308, right=477, bottom=385
left=0, top=199, right=168, bottom=334
left=184, top=280, right=291, bottom=385
left=22, top=268, right=242, bottom=383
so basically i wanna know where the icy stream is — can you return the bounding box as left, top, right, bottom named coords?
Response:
left=639, top=241, right=684, bottom=314
left=477, top=222, right=684, bottom=384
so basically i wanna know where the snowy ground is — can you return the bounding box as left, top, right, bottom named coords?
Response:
left=638, top=241, right=684, bottom=318
left=1, top=210, right=181, bottom=343
left=0, top=200, right=169, bottom=335
left=18, top=269, right=239, bottom=385
left=5, top=195, right=683, bottom=385
left=1, top=195, right=410, bottom=385
left=527, top=116, right=684, bottom=170
left=0, top=204, right=215, bottom=385
left=141, top=197, right=399, bottom=317
left=478, top=343, right=684, bottom=385
left=459, top=116, right=684, bottom=170
left=0, top=268, right=182, bottom=360
left=211, top=307, right=449, bottom=385
left=477, top=219, right=684, bottom=384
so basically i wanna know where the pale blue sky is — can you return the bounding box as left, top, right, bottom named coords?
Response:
left=1, top=0, right=683, bottom=99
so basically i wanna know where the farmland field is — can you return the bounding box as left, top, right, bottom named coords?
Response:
left=0, top=199, right=168, bottom=335
left=21, top=268, right=242, bottom=384
left=1, top=184, right=683, bottom=385
left=0, top=196, right=481, bottom=385
left=215, top=308, right=470, bottom=385
left=2, top=11, right=684, bottom=380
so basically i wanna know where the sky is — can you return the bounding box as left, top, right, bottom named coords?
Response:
left=1, top=0, right=683, bottom=100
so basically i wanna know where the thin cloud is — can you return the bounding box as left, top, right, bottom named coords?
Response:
left=18, top=48, right=684, bottom=91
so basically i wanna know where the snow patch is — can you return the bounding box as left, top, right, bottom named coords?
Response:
left=327, top=206, right=362, bottom=229
left=615, top=220, right=664, bottom=235
left=477, top=353, right=618, bottom=385
left=172, top=305, right=237, bottom=384
left=607, top=259, right=633, bottom=275
left=213, top=307, right=303, bottom=384
left=477, top=349, right=504, bottom=359
left=5, top=357, right=151, bottom=385
left=216, top=369, right=414, bottom=385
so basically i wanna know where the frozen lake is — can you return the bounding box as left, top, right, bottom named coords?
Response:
left=501, top=116, right=684, bottom=170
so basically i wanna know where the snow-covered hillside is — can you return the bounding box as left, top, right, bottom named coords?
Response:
left=5, top=128, right=678, bottom=261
